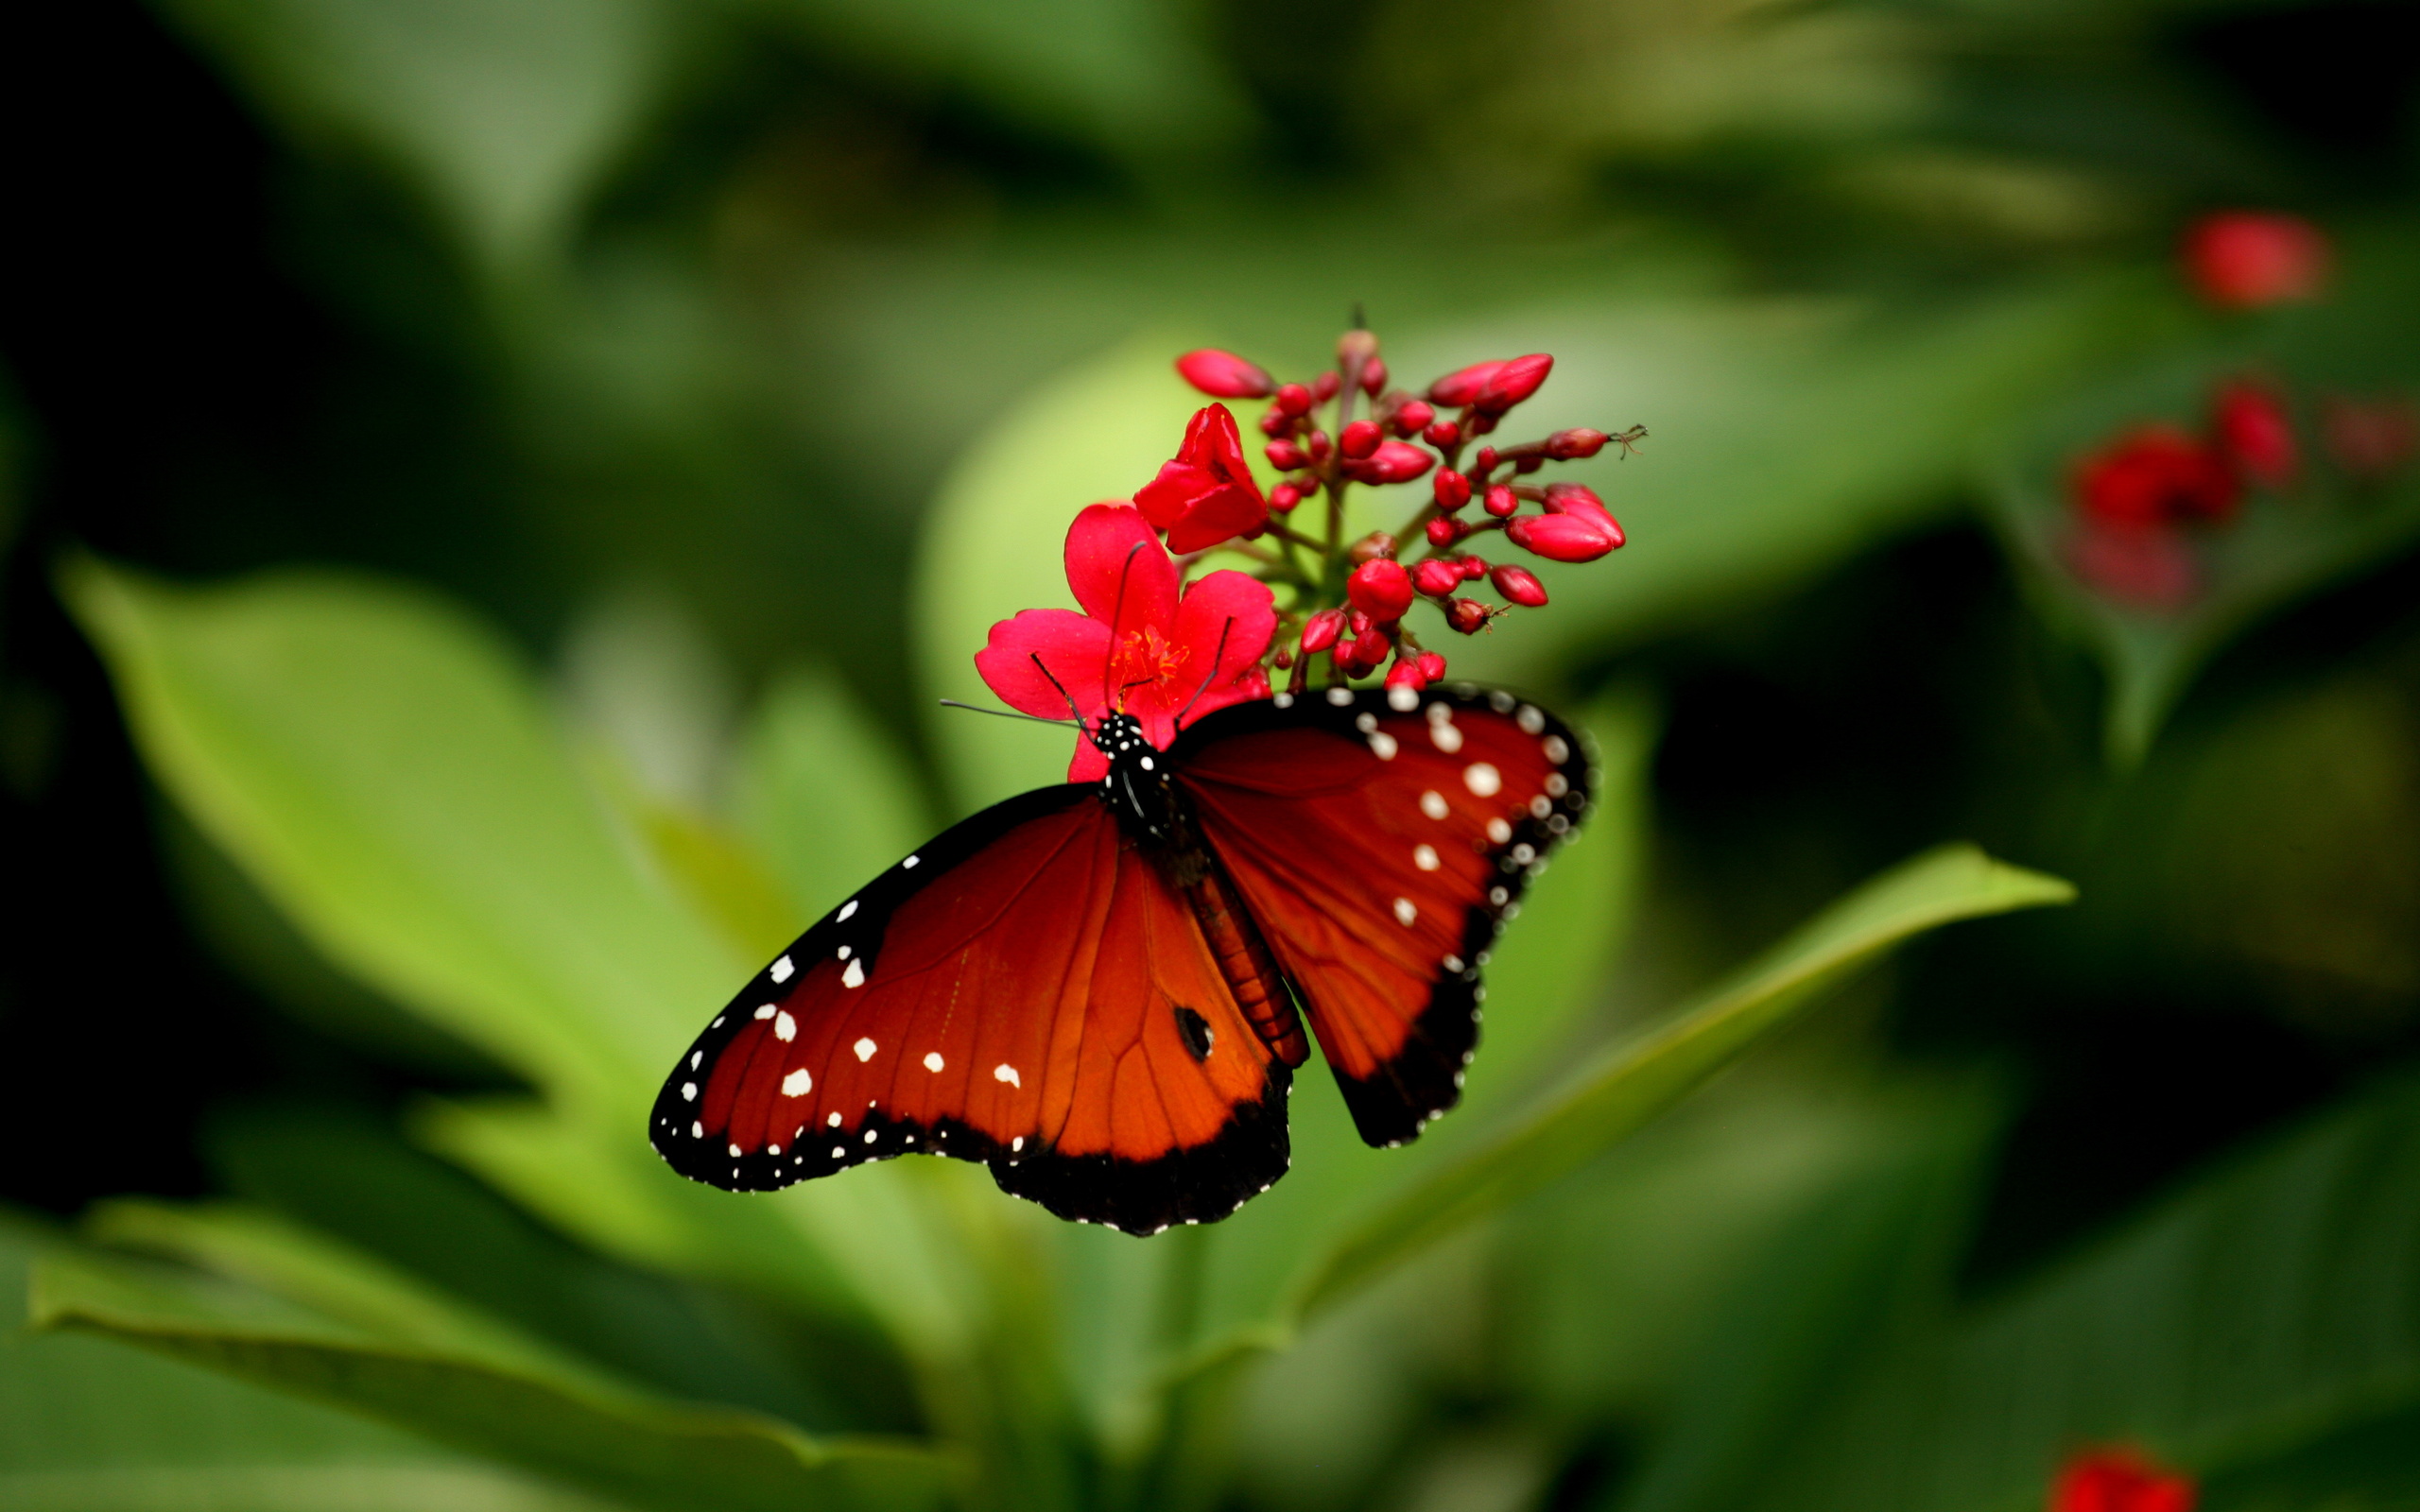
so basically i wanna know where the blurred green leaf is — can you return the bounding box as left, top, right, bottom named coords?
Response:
left=744, top=0, right=1251, bottom=166
left=1731, top=1074, right=2420, bottom=1512
left=32, top=1219, right=951, bottom=1512
left=64, top=559, right=736, bottom=1127
left=729, top=665, right=931, bottom=919
left=153, top=0, right=671, bottom=275
left=3, top=1217, right=623, bottom=1512
left=1294, top=845, right=2073, bottom=1318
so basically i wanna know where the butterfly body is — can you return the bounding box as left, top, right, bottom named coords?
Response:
left=651, top=684, right=1590, bottom=1235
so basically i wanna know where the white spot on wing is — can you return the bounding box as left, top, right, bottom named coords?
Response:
left=994, top=1063, right=1022, bottom=1087
left=1543, top=733, right=1570, bottom=763
left=828, top=1112, right=841, bottom=1126
left=923, top=1052, right=944, bottom=1073
left=682, top=1082, right=697, bottom=1101
left=1368, top=731, right=1398, bottom=760
left=1392, top=897, right=1418, bottom=926
left=854, top=1037, right=877, bottom=1061
left=728, top=1143, right=743, bottom=1157
left=770, top=955, right=794, bottom=983
left=774, top=1010, right=796, bottom=1041
left=782, top=1069, right=812, bottom=1097
left=1326, top=686, right=1354, bottom=706
left=1429, top=721, right=1463, bottom=753
left=903, top=855, right=920, bottom=868
left=838, top=900, right=858, bottom=921
left=691, top=1120, right=703, bottom=1139
left=1011, top=1136, right=1024, bottom=1152
left=753, top=1005, right=776, bottom=1020
left=842, top=958, right=866, bottom=988
left=1420, top=789, right=1449, bottom=821
left=1414, top=844, right=1440, bottom=871
left=1486, top=817, right=1512, bottom=843
left=1517, top=705, right=1545, bottom=734
left=1463, top=762, right=1503, bottom=797
left=1387, top=685, right=1419, bottom=712
left=1274, top=692, right=1294, bottom=708
left=689, top=1051, right=700, bottom=1071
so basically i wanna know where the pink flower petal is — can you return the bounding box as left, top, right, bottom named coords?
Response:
left=1165, top=484, right=1269, bottom=555
left=974, top=609, right=1113, bottom=721
left=1063, top=503, right=1177, bottom=635
left=1066, top=737, right=1111, bottom=783
left=1169, top=570, right=1276, bottom=727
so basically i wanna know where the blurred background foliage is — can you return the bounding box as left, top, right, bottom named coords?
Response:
left=4, top=0, right=2420, bottom=1509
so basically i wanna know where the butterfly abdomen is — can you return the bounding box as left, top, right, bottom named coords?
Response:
left=1180, top=858, right=1309, bottom=1068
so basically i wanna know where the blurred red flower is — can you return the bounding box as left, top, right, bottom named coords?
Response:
left=2181, top=212, right=2330, bottom=310
left=2073, top=425, right=2239, bottom=528
left=2211, top=380, right=2298, bottom=489
left=2049, top=1449, right=2195, bottom=1512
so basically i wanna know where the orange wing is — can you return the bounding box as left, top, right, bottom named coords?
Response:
left=651, top=788, right=1291, bottom=1234
left=1173, top=685, right=1591, bottom=1146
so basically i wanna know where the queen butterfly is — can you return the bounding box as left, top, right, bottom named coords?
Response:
left=649, top=683, right=1591, bottom=1235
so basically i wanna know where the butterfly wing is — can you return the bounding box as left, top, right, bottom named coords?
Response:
left=1172, top=685, right=1591, bottom=1147
left=650, top=787, right=1292, bottom=1235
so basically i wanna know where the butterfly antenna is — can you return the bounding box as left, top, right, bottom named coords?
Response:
left=937, top=699, right=1078, bottom=728
left=1174, top=615, right=1237, bottom=725
left=1102, top=540, right=1147, bottom=711
left=1027, top=653, right=1097, bottom=750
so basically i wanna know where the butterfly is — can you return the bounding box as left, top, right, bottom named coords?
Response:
left=649, top=683, right=1590, bottom=1235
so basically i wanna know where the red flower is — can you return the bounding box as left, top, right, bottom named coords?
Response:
left=1347, top=559, right=1415, bottom=623
left=2212, top=380, right=2298, bottom=489
left=2182, top=212, right=2330, bottom=310
left=2073, top=425, right=2239, bottom=528
left=1135, top=404, right=1271, bottom=554
left=2049, top=1449, right=2195, bottom=1512
left=2065, top=522, right=2201, bottom=610
left=976, top=504, right=1276, bottom=781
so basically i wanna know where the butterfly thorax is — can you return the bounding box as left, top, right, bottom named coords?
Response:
left=1093, top=712, right=1309, bottom=1069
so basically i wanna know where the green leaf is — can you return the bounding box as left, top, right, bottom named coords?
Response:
left=154, top=0, right=671, bottom=275
left=30, top=1222, right=951, bottom=1512
left=62, top=560, right=736, bottom=1127
left=1729, top=1074, right=2420, bottom=1512
left=1291, top=845, right=2073, bottom=1320
left=2, top=1216, right=622, bottom=1512
left=728, top=665, right=931, bottom=920
left=744, top=0, right=1251, bottom=166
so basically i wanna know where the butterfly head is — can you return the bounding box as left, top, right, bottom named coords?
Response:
left=1093, top=713, right=1177, bottom=837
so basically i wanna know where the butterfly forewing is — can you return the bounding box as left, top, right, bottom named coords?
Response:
left=650, top=788, right=1291, bottom=1235
left=1172, top=686, right=1592, bottom=1146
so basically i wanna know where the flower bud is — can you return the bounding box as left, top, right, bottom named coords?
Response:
left=1338, top=328, right=1380, bottom=369
left=1344, top=633, right=1391, bottom=675
left=1299, top=608, right=1346, bottom=654
left=1425, top=420, right=1460, bottom=448
left=1461, top=555, right=1489, bottom=579
left=1348, top=532, right=1396, bottom=564
left=1547, top=427, right=1609, bottom=460
left=1340, top=419, right=1383, bottom=459
left=1258, top=408, right=1295, bottom=438
left=1491, top=563, right=1548, bottom=606
left=1468, top=413, right=1497, bottom=437
left=1426, top=516, right=1465, bottom=547
left=1237, top=666, right=1273, bottom=700
left=1312, top=371, right=1341, bottom=404
left=1515, top=455, right=1543, bottom=474
left=1417, top=651, right=1446, bottom=681
left=2183, top=211, right=2330, bottom=310
left=1445, top=597, right=1494, bottom=634
left=1307, top=430, right=1333, bottom=463
left=1476, top=446, right=1498, bottom=472
left=1506, top=510, right=1622, bottom=562
left=1412, top=558, right=1464, bottom=597
left=1433, top=469, right=1472, bottom=509
left=1475, top=353, right=1552, bottom=412
left=1275, top=383, right=1314, bottom=416
left=1392, top=400, right=1435, bottom=437
left=1176, top=350, right=1276, bottom=399
left=2213, top=380, right=2297, bottom=488
left=1360, top=358, right=1388, bottom=396
left=1483, top=483, right=1518, bottom=517
left=1542, top=481, right=1611, bottom=519
left=1348, top=558, right=1415, bottom=622
left=1273, top=645, right=1295, bottom=669
left=1348, top=610, right=1373, bottom=636
left=1354, top=441, right=1435, bottom=484
left=1385, top=657, right=1427, bottom=692
left=1266, top=439, right=1307, bottom=471
left=1270, top=482, right=1303, bottom=513
left=1428, top=360, right=1507, bottom=407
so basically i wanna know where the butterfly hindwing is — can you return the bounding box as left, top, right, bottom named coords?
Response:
left=1172, top=685, right=1592, bottom=1147
left=649, top=786, right=1291, bottom=1235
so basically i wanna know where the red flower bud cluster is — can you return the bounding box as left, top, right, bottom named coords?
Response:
left=2048, top=1449, right=2194, bottom=1512
left=974, top=323, right=1651, bottom=775
left=2181, top=211, right=2330, bottom=311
